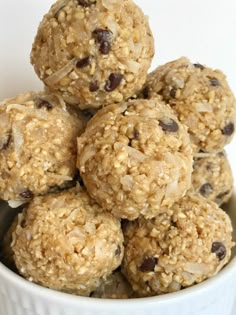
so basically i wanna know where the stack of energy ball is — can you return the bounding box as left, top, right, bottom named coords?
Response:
left=0, top=0, right=235, bottom=299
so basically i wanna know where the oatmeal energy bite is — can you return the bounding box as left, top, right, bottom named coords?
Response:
left=122, top=193, right=234, bottom=297
left=11, top=188, right=124, bottom=296
left=191, top=152, right=233, bottom=206
left=0, top=92, right=85, bottom=206
left=31, top=0, right=154, bottom=109
left=141, top=57, right=236, bottom=154
left=77, top=98, right=193, bottom=220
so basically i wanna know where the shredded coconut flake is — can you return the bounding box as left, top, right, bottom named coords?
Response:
left=45, top=58, right=76, bottom=86
left=8, top=200, right=26, bottom=208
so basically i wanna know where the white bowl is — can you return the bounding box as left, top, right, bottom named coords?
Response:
left=0, top=1, right=236, bottom=315
left=0, top=194, right=235, bottom=315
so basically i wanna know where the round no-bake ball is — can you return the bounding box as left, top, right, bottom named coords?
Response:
left=191, top=152, right=233, bottom=206
left=0, top=92, right=85, bottom=206
left=122, top=193, right=234, bottom=297
left=77, top=98, right=193, bottom=220
left=31, top=0, right=154, bottom=109
left=11, top=188, right=124, bottom=296
left=141, top=57, right=236, bottom=154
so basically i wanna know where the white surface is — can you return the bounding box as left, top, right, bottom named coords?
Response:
left=0, top=1, right=236, bottom=315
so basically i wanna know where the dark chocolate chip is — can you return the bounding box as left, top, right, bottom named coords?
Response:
left=76, top=56, right=91, bottom=68
left=159, top=119, right=179, bottom=133
left=193, top=63, right=205, bottom=70
left=199, top=183, right=213, bottom=197
left=92, top=29, right=113, bottom=43
left=92, top=28, right=113, bottom=55
left=142, top=86, right=150, bottom=99
left=222, top=122, right=235, bottom=136
left=89, top=80, right=99, bottom=92
left=0, top=134, right=11, bottom=150
left=35, top=99, right=53, bottom=110
left=209, top=78, right=221, bottom=87
left=19, top=190, right=33, bottom=199
left=104, top=73, right=123, bottom=92
left=115, top=245, right=121, bottom=256
left=139, top=256, right=157, bottom=272
left=128, top=139, right=132, bottom=147
left=211, top=242, right=226, bottom=261
left=169, top=88, right=177, bottom=98
left=77, top=0, right=96, bottom=7
left=99, top=41, right=111, bottom=55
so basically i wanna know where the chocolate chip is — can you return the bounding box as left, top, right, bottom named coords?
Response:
left=35, top=99, right=53, bottom=110
left=199, top=183, right=213, bottom=197
left=139, top=256, right=157, bottom=272
left=222, top=122, right=235, bottom=136
left=211, top=242, right=226, bottom=261
left=142, top=86, right=150, bottom=99
left=99, top=41, right=111, bottom=55
left=159, top=119, right=179, bottom=133
left=209, top=78, right=221, bottom=87
left=19, top=190, right=33, bottom=199
left=193, top=63, right=205, bottom=70
left=76, top=56, right=91, bottom=68
left=89, top=80, right=99, bottom=92
left=77, top=0, right=96, bottom=7
left=0, top=134, right=11, bottom=150
left=105, top=73, right=123, bottom=92
left=92, top=28, right=113, bottom=55
left=115, top=245, right=121, bottom=256
left=169, top=88, right=177, bottom=98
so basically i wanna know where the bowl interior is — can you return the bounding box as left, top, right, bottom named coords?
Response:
left=0, top=190, right=235, bottom=298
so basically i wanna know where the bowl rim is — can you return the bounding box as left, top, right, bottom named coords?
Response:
left=0, top=254, right=236, bottom=308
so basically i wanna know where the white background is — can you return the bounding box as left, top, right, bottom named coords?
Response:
left=0, top=0, right=235, bottom=171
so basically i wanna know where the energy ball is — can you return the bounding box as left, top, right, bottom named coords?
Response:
left=122, top=193, right=234, bottom=297
left=91, top=270, right=134, bottom=299
left=141, top=57, right=236, bottom=154
left=77, top=98, right=193, bottom=220
left=191, top=152, right=233, bottom=206
left=31, top=0, right=154, bottom=109
left=0, top=92, right=85, bottom=206
left=11, top=188, right=124, bottom=296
